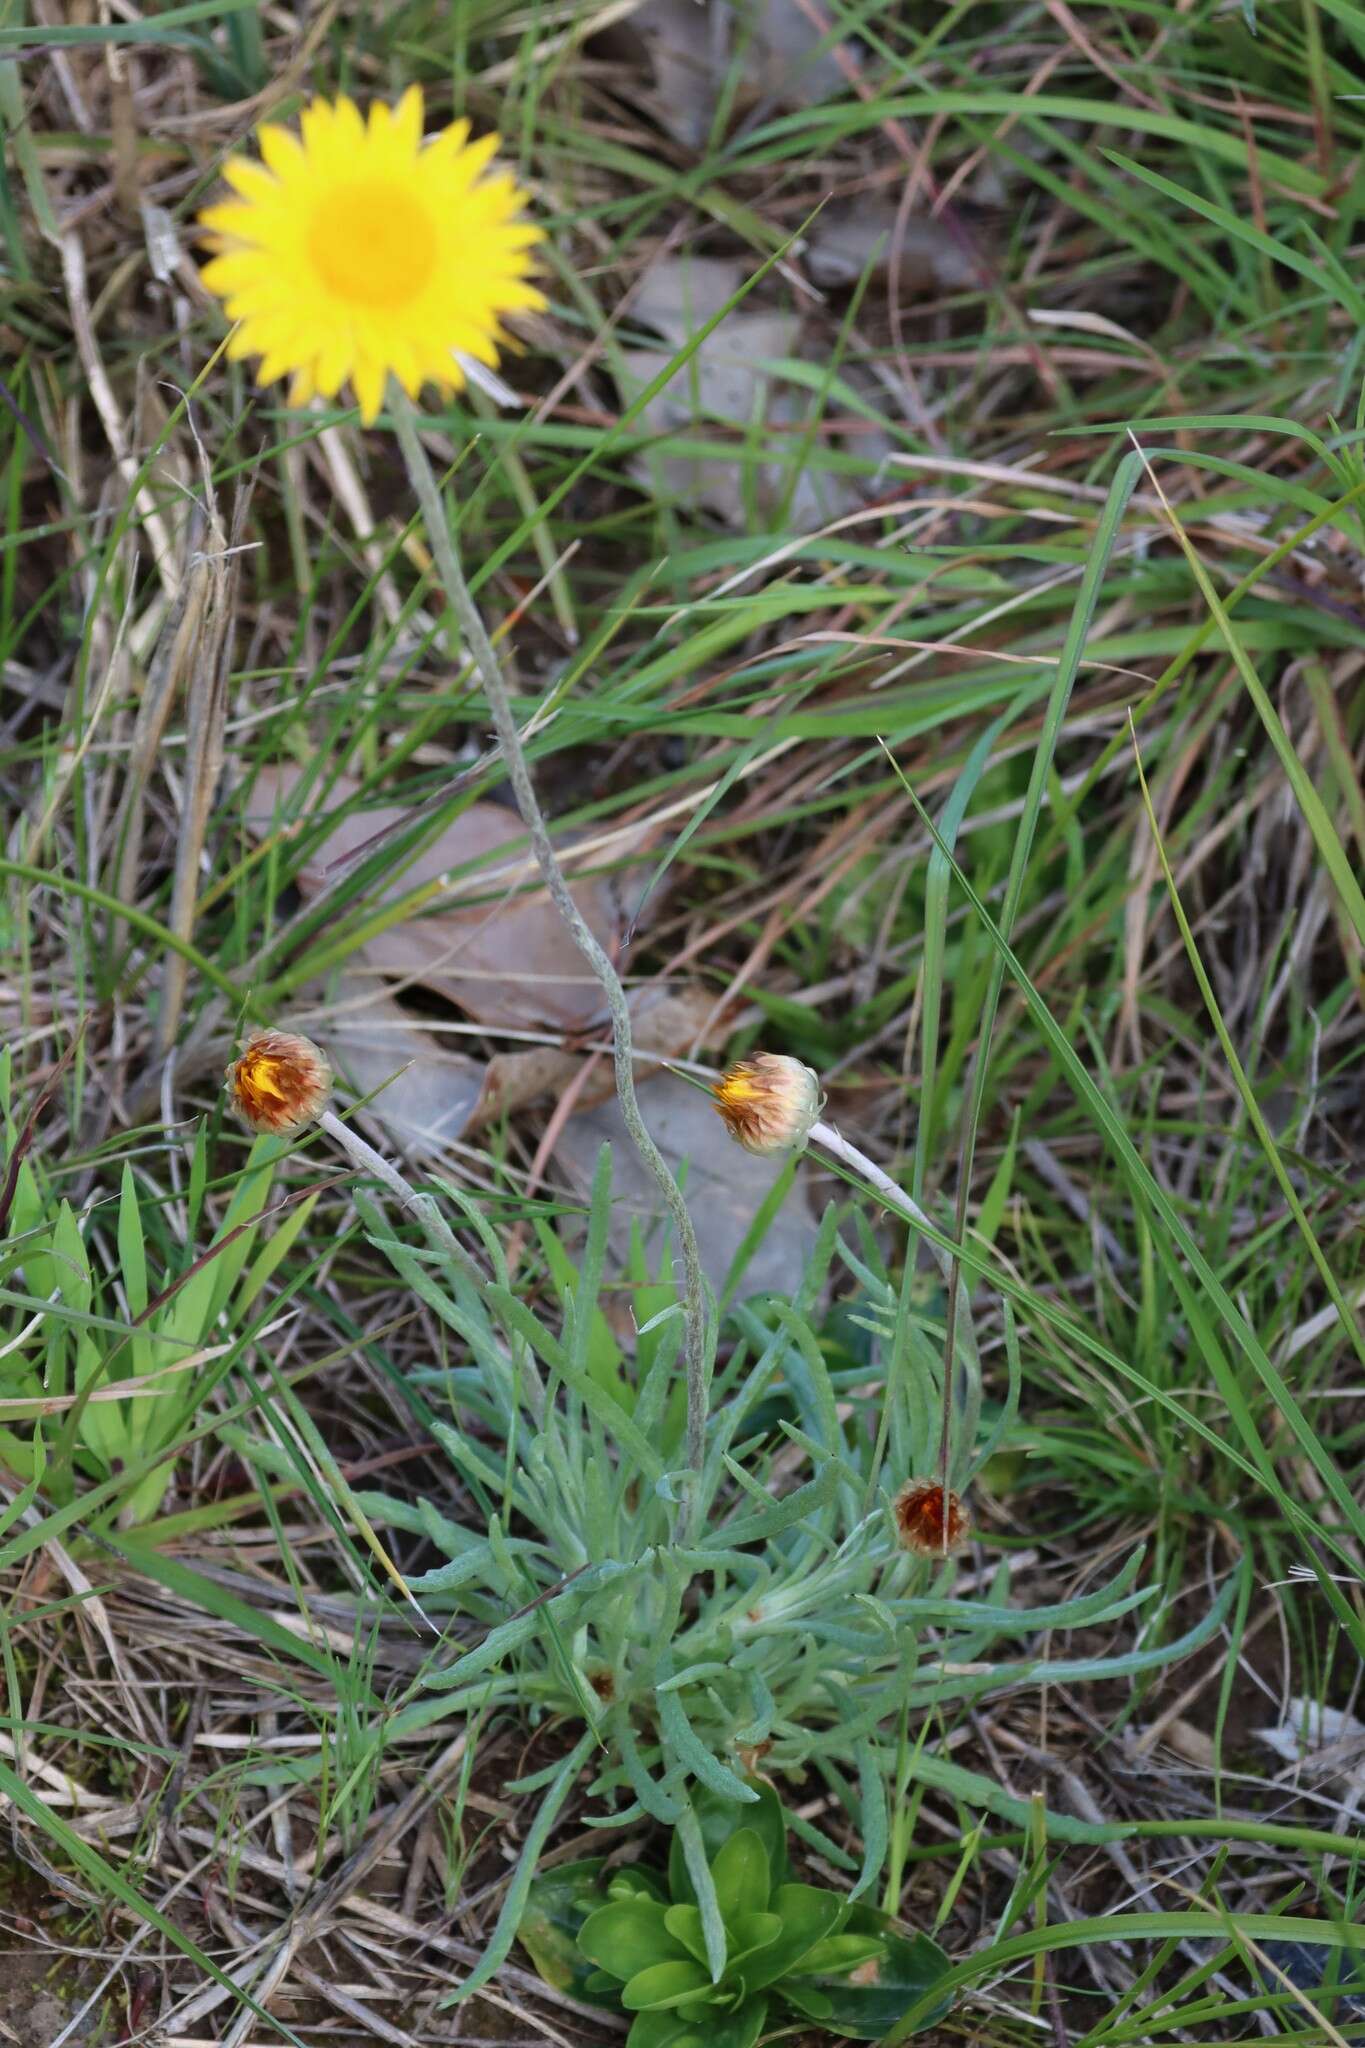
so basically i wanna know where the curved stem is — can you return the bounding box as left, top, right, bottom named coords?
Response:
left=809, top=1122, right=970, bottom=1306
left=388, top=388, right=711, bottom=1524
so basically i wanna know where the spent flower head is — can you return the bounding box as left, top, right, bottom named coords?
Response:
left=198, top=87, right=544, bottom=423
left=893, top=1479, right=970, bottom=1558
left=226, top=1030, right=331, bottom=1136
left=712, top=1051, right=822, bottom=1156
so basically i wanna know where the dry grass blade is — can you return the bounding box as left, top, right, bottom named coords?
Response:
left=159, top=478, right=250, bottom=1051
left=60, top=228, right=177, bottom=594
left=167, top=1730, right=470, bottom=2039
left=3, top=5, right=1365, bottom=2042
left=110, top=520, right=216, bottom=956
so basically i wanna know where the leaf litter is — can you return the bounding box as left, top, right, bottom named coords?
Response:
left=617, top=201, right=972, bottom=530
left=553, top=1070, right=820, bottom=1297
left=628, top=0, right=848, bottom=149
left=247, top=763, right=619, bottom=1032
left=619, top=250, right=860, bottom=529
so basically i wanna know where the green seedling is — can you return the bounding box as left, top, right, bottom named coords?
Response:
left=518, top=1778, right=952, bottom=2046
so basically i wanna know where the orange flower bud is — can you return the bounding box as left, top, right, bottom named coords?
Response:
left=226, top=1030, right=331, bottom=1136
left=712, top=1052, right=822, bottom=1156
left=893, top=1479, right=969, bottom=1558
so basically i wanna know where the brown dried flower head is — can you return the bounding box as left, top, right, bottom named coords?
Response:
left=712, top=1052, right=822, bottom=1156
left=893, top=1479, right=969, bottom=1558
left=226, top=1030, right=331, bottom=1136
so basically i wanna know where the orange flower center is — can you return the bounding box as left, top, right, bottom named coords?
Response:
left=308, top=180, right=437, bottom=309
left=239, top=1052, right=287, bottom=1105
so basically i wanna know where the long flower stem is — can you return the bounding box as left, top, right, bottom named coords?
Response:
left=389, top=389, right=711, bottom=1521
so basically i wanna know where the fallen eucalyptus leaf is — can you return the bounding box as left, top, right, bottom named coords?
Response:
left=633, top=0, right=846, bottom=149
left=246, top=765, right=619, bottom=1031
left=804, top=201, right=977, bottom=294
left=470, top=983, right=732, bottom=1131
left=1256, top=1697, right=1365, bottom=1769
left=320, top=978, right=484, bottom=1157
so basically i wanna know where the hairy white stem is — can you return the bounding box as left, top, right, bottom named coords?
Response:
left=318, top=1109, right=471, bottom=1273
left=318, top=1108, right=545, bottom=1424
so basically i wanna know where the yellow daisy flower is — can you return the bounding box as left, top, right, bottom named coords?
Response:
left=199, top=88, right=544, bottom=425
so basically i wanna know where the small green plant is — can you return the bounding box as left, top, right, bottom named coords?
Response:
left=517, top=1778, right=952, bottom=2045
left=332, top=1144, right=1231, bottom=1998
left=0, top=1050, right=317, bottom=1524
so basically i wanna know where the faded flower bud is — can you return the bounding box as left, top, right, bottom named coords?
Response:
left=893, top=1479, right=969, bottom=1558
left=226, top=1029, right=331, bottom=1136
left=712, top=1052, right=822, bottom=1156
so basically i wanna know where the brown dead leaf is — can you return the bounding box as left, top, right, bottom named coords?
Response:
left=1256, top=1698, right=1365, bottom=1771
left=470, top=1041, right=575, bottom=1133
left=320, top=978, right=484, bottom=1158
left=245, top=765, right=619, bottom=1031
left=805, top=201, right=977, bottom=294
left=1151, top=1718, right=1217, bottom=1771
left=631, top=254, right=764, bottom=343
left=620, top=252, right=858, bottom=530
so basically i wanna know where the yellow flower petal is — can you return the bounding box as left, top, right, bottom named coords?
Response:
left=200, top=253, right=254, bottom=292
left=353, top=355, right=386, bottom=424
left=198, top=202, right=250, bottom=236
left=259, top=123, right=305, bottom=178
left=334, top=96, right=366, bottom=153
left=370, top=86, right=424, bottom=155
left=391, top=84, right=424, bottom=152
left=257, top=348, right=299, bottom=386
left=299, top=99, right=339, bottom=159
left=222, top=156, right=278, bottom=201
left=430, top=115, right=470, bottom=160
left=315, top=332, right=354, bottom=397
left=226, top=1031, right=331, bottom=1134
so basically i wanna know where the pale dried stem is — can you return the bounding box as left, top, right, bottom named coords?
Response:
left=318, top=1104, right=547, bottom=1425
